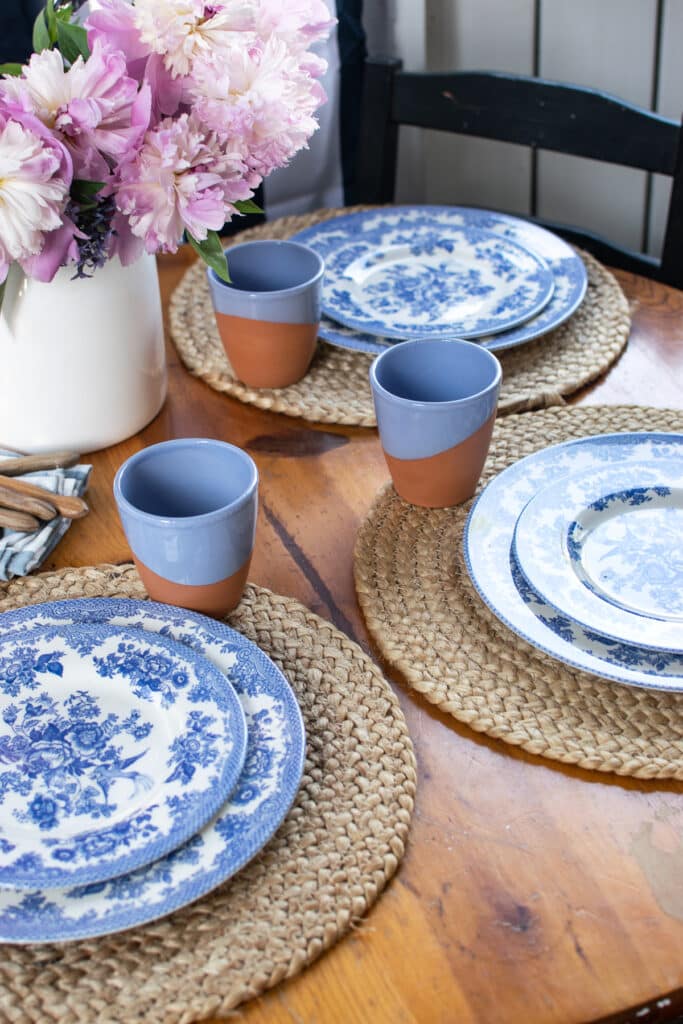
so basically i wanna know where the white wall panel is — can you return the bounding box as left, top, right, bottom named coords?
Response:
left=537, top=0, right=656, bottom=252
left=647, top=0, right=683, bottom=256
left=423, top=0, right=535, bottom=214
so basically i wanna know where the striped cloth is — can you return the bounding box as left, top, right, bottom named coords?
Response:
left=0, top=452, right=91, bottom=582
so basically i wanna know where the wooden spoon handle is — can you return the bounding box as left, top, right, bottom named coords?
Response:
left=0, top=451, right=81, bottom=476
left=0, top=508, right=40, bottom=532
left=0, top=484, right=56, bottom=521
left=0, top=475, right=88, bottom=520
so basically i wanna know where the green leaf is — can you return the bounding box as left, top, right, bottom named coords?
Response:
left=72, top=180, right=105, bottom=201
left=186, top=230, right=231, bottom=283
left=0, top=63, right=24, bottom=77
left=55, top=2, right=73, bottom=22
left=233, top=199, right=263, bottom=215
left=71, top=179, right=105, bottom=210
left=32, top=11, right=51, bottom=52
left=45, top=0, right=58, bottom=41
left=56, top=20, right=90, bottom=63
left=0, top=279, right=5, bottom=318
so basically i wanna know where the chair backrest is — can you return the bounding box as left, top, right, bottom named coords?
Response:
left=354, top=57, right=683, bottom=289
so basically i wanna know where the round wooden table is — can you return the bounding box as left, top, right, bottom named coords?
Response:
left=52, top=250, right=683, bottom=1024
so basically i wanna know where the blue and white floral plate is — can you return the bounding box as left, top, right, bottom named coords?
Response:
left=292, top=207, right=587, bottom=353
left=0, top=621, right=248, bottom=889
left=464, top=433, right=683, bottom=691
left=0, top=598, right=305, bottom=943
left=319, top=228, right=554, bottom=340
left=512, top=462, right=683, bottom=653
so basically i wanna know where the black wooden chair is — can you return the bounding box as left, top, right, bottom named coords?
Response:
left=353, top=57, right=683, bottom=289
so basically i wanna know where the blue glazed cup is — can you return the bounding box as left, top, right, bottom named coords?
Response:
left=207, top=240, right=324, bottom=388
left=369, top=339, right=502, bottom=507
left=114, top=439, right=258, bottom=617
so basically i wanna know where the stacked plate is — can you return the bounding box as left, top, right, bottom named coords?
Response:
left=464, top=432, right=683, bottom=692
left=0, top=598, right=305, bottom=943
left=291, top=206, right=588, bottom=354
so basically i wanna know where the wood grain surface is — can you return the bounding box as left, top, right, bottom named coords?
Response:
left=50, top=248, right=683, bottom=1024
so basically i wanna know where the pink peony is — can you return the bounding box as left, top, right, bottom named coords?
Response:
left=133, top=0, right=255, bottom=78
left=0, top=41, right=150, bottom=179
left=115, top=112, right=252, bottom=253
left=0, top=105, right=77, bottom=283
left=257, top=0, right=336, bottom=52
left=85, top=0, right=150, bottom=73
left=189, top=34, right=327, bottom=181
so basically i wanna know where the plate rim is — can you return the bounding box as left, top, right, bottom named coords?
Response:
left=512, top=461, right=683, bottom=652
left=295, top=205, right=588, bottom=354
left=0, top=597, right=305, bottom=942
left=0, top=619, right=249, bottom=890
left=463, top=431, right=683, bottom=692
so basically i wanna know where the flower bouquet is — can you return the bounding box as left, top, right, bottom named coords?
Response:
left=0, top=0, right=333, bottom=287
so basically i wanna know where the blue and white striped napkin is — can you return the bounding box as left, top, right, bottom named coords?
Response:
left=0, top=451, right=92, bottom=582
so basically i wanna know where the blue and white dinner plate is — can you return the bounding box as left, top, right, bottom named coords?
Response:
left=464, top=433, right=683, bottom=691
left=0, top=599, right=305, bottom=943
left=319, top=227, right=554, bottom=340
left=0, top=621, right=247, bottom=890
left=513, top=461, right=683, bottom=653
left=293, top=207, right=587, bottom=354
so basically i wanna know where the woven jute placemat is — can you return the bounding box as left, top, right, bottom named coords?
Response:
left=0, top=564, right=416, bottom=1024
left=354, top=405, right=683, bottom=780
left=170, top=208, right=630, bottom=427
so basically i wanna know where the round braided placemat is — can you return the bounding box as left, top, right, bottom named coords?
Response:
left=0, top=564, right=416, bottom=1024
left=354, top=405, right=683, bottom=780
left=169, top=209, right=631, bottom=426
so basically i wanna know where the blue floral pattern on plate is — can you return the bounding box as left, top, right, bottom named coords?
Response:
left=0, top=622, right=247, bottom=889
left=0, top=599, right=305, bottom=943
left=463, top=432, right=683, bottom=691
left=318, top=228, right=554, bottom=340
left=512, top=462, right=683, bottom=652
left=292, top=207, right=587, bottom=354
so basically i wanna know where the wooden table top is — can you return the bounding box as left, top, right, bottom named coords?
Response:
left=51, top=248, right=683, bottom=1024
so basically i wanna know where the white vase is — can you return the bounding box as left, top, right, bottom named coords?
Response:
left=0, top=254, right=167, bottom=454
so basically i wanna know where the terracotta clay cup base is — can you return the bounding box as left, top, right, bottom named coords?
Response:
left=383, top=413, right=496, bottom=508
left=215, top=312, right=318, bottom=388
left=134, top=556, right=252, bottom=618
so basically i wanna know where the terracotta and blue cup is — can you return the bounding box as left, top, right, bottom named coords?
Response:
left=114, top=438, right=258, bottom=617
left=369, top=339, right=502, bottom=508
left=207, top=240, right=324, bottom=389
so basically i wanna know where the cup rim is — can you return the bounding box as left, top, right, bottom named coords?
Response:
left=113, top=438, right=258, bottom=530
left=369, top=338, right=502, bottom=410
left=207, top=239, right=325, bottom=298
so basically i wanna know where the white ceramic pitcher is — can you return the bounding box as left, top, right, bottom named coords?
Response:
left=0, top=253, right=167, bottom=454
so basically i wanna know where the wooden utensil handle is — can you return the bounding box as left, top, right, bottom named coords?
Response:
left=0, top=484, right=56, bottom=521
left=0, top=451, right=81, bottom=476
left=0, top=508, right=40, bottom=532
left=0, top=475, right=88, bottom=519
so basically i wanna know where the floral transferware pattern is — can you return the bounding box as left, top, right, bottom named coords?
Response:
left=320, top=228, right=554, bottom=340
left=0, top=599, right=305, bottom=943
left=293, top=207, right=587, bottom=354
left=0, top=622, right=247, bottom=889
left=464, top=432, right=683, bottom=691
left=512, top=463, right=683, bottom=652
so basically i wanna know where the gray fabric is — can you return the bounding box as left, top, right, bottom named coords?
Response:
left=0, top=452, right=91, bottom=582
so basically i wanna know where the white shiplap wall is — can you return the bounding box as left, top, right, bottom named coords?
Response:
left=387, top=0, right=682, bottom=259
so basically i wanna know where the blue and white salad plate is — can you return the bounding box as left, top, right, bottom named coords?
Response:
left=464, top=433, right=683, bottom=691
left=0, top=599, right=305, bottom=943
left=292, top=207, right=587, bottom=354
left=319, top=227, right=554, bottom=340
left=513, top=461, right=683, bottom=653
left=0, top=621, right=247, bottom=890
